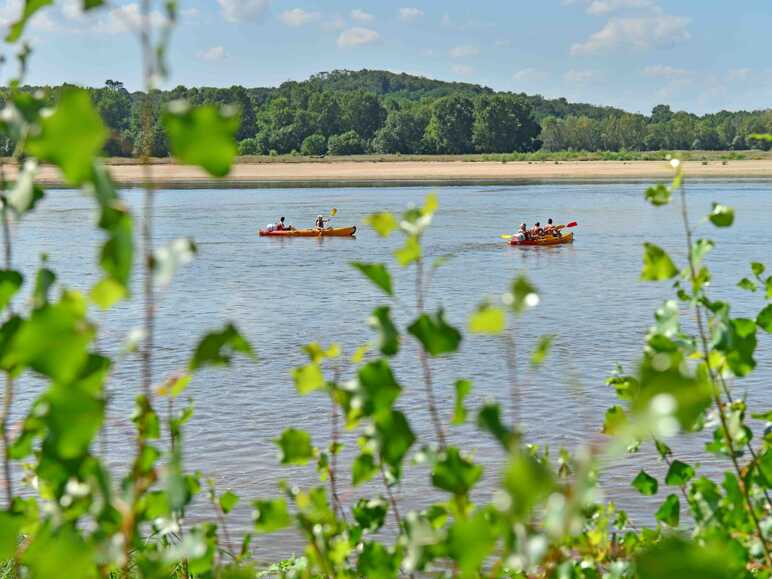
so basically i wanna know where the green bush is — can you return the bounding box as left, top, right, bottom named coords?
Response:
left=327, top=130, right=366, bottom=155
left=300, top=133, right=327, bottom=156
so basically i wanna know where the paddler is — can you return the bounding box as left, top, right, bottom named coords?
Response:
left=515, top=223, right=527, bottom=241
left=314, top=214, right=328, bottom=229
left=529, top=222, right=543, bottom=239
left=543, top=218, right=559, bottom=237
left=275, top=216, right=294, bottom=231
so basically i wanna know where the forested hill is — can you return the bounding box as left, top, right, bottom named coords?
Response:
left=4, top=69, right=771, bottom=158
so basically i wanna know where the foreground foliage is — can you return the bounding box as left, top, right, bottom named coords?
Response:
left=0, top=2, right=770, bottom=578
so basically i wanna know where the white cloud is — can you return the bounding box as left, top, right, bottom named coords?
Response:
left=95, top=3, right=167, bottom=34
left=570, top=13, right=690, bottom=55
left=728, top=68, right=752, bottom=81
left=513, top=68, right=548, bottom=82
left=218, top=0, right=270, bottom=23
left=279, top=8, right=320, bottom=27
left=586, top=0, right=654, bottom=14
left=452, top=64, right=474, bottom=76
left=642, top=64, right=690, bottom=78
left=449, top=45, right=479, bottom=59
left=398, top=7, right=423, bottom=22
left=564, top=69, right=599, bottom=83
left=337, top=27, right=379, bottom=48
left=350, top=8, right=374, bottom=23
left=197, top=46, right=228, bottom=61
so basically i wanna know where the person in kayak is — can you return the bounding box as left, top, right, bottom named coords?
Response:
left=275, top=216, right=294, bottom=231
left=515, top=223, right=528, bottom=241
left=529, top=222, right=543, bottom=239
left=314, top=214, right=328, bottom=229
left=543, top=218, right=559, bottom=237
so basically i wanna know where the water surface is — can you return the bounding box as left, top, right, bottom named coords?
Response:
left=10, top=180, right=772, bottom=558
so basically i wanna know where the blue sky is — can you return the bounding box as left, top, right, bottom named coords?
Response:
left=4, top=0, right=771, bottom=114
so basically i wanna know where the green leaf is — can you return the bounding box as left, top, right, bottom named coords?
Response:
left=357, top=541, right=401, bottom=579
left=352, top=497, right=388, bottom=532
left=408, top=309, right=462, bottom=356
left=32, top=264, right=56, bottom=308
left=292, top=363, right=325, bottom=395
left=468, top=304, right=505, bottom=334
left=452, top=379, right=472, bottom=425
left=737, top=277, right=756, bottom=292
left=477, top=403, right=517, bottom=449
left=369, top=305, right=400, bottom=356
left=27, top=88, right=107, bottom=185
left=654, top=439, right=672, bottom=459
left=22, top=523, right=97, bottom=579
left=751, top=262, right=765, bottom=277
left=274, top=428, right=314, bottom=465
left=0, top=512, right=21, bottom=560
left=157, top=373, right=192, bottom=397
left=352, top=262, right=393, bottom=296
left=422, top=192, right=439, bottom=216
left=714, top=318, right=757, bottom=377
left=431, top=447, right=482, bottom=496
left=757, top=304, right=772, bottom=333
left=219, top=490, right=239, bottom=514
left=354, top=359, right=402, bottom=419
left=508, top=275, right=539, bottom=314
left=90, top=278, right=125, bottom=310
left=655, top=494, right=680, bottom=527
left=645, top=183, right=671, bottom=206
left=253, top=498, right=291, bottom=533
left=394, top=235, right=421, bottom=267
left=163, top=101, right=240, bottom=177
left=189, top=323, right=255, bottom=370
left=708, top=203, right=734, bottom=227
left=632, top=469, right=658, bottom=496
left=0, top=270, right=22, bottom=311
left=7, top=160, right=44, bottom=216
left=665, top=460, right=695, bottom=486
left=375, top=410, right=415, bottom=475
left=531, top=335, right=554, bottom=366
left=767, top=276, right=772, bottom=299
left=503, top=450, right=555, bottom=520
left=352, top=452, right=378, bottom=486
left=641, top=243, right=678, bottom=281
left=602, top=405, right=628, bottom=435
left=691, top=239, right=714, bottom=265
left=4, top=292, right=94, bottom=383
left=447, top=510, right=496, bottom=577
left=635, top=536, right=736, bottom=579
left=364, top=212, right=398, bottom=237
left=6, top=0, right=53, bottom=42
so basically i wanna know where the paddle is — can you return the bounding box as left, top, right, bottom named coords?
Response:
left=317, top=208, right=337, bottom=230
left=500, top=220, right=577, bottom=240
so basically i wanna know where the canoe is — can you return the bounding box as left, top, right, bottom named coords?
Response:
left=259, top=226, right=357, bottom=238
left=509, top=232, right=574, bottom=246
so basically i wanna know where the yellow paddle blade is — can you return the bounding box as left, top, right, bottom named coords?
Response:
left=330, top=208, right=338, bottom=217
left=500, top=234, right=514, bottom=240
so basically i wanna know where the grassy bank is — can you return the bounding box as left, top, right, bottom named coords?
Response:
left=92, top=149, right=772, bottom=165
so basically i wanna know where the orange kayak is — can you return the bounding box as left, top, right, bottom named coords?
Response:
left=509, top=232, right=574, bottom=246
left=259, top=226, right=357, bottom=237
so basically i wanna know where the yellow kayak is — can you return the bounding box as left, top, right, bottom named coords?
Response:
left=259, top=226, right=357, bottom=238
left=509, top=232, right=574, bottom=246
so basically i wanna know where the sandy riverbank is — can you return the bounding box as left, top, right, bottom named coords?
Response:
left=18, top=159, right=772, bottom=187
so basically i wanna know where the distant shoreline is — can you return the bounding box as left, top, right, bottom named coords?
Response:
left=14, top=158, right=772, bottom=188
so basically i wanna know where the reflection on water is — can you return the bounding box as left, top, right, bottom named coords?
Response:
left=9, top=181, right=772, bottom=559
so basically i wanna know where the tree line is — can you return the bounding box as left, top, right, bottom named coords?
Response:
left=4, top=69, right=772, bottom=158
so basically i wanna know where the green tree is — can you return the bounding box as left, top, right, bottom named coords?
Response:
left=372, top=108, right=429, bottom=154
left=301, top=133, right=327, bottom=156
left=328, top=130, right=366, bottom=155
left=472, top=94, right=541, bottom=153
left=427, top=94, right=474, bottom=154
left=342, top=91, right=387, bottom=141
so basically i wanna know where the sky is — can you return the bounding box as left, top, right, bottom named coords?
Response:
left=2, top=0, right=771, bottom=115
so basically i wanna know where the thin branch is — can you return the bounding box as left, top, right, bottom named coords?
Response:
left=328, top=388, right=347, bottom=525
left=0, top=199, right=13, bottom=508
left=415, top=258, right=447, bottom=449
left=678, top=184, right=771, bottom=567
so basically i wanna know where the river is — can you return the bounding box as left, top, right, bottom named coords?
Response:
left=9, top=180, right=772, bottom=560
